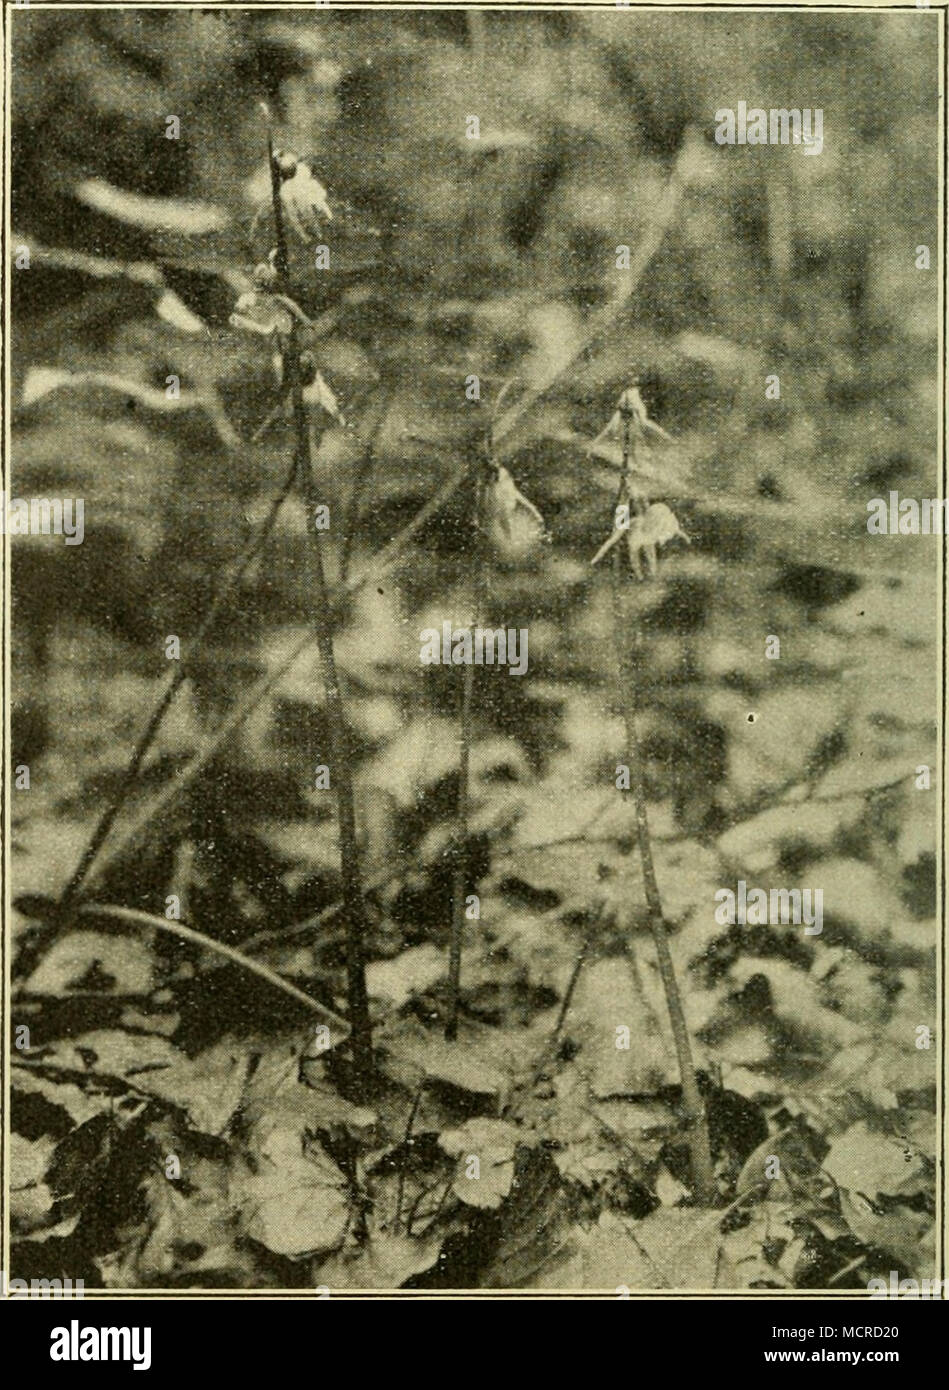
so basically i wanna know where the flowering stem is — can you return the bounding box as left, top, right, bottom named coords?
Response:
left=266, top=124, right=291, bottom=287
left=294, top=382, right=374, bottom=1097
left=445, top=655, right=474, bottom=1042
left=445, top=468, right=486, bottom=1039
left=265, top=127, right=373, bottom=1099
left=612, top=412, right=715, bottom=1205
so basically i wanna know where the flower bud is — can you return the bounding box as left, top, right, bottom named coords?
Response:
left=617, top=381, right=641, bottom=415
left=640, top=502, right=686, bottom=547
left=606, top=382, right=672, bottom=442
left=252, top=261, right=278, bottom=290
left=303, top=368, right=344, bottom=424
left=274, top=148, right=298, bottom=181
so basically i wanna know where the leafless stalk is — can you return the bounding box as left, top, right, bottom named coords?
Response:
left=610, top=406, right=715, bottom=1205
left=265, top=121, right=374, bottom=1100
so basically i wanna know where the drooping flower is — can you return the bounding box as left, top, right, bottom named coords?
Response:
left=303, top=369, right=345, bottom=425
left=481, top=464, right=547, bottom=563
left=591, top=501, right=688, bottom=577
left=273, top=148, right=298, bottom=181
left=591, top=380, right=673, bottom=453
left=266, top=349, right=345, bottom=424
left=229, top=290, right=294, bottom=337
left=248, top=151, right=333, bottom=247
left=277, top=158, right=333, bottom=244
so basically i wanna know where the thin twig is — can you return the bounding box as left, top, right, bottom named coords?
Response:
left=551, top=948, right=588, bottom=1046
left=828, top=1255, right=869, bottom=1288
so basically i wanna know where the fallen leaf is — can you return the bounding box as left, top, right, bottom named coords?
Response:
left=316, top=1232, right=442, bottom=1290
left=440, top=1119, right=520, bottom=1209
left=232, top=1126, right=350, bottom=1259
left=10, top=1133, right=57, bottom=1234
left=824, top=1122, right=928, bottom=1200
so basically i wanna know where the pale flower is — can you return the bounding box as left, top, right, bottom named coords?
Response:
left=229, top=291, right=294, bottom=337
left=248, top=153, right=333, bottom=246
left=591, top=501, right=688, bottom=578
left=481, top=465, right=547, bottom=564
left=278, top=159, right=333, bottom=244
left=592, top=382, right=673, bottom=449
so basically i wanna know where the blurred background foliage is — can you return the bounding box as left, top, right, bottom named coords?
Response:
left=8, top=7, right=940, bottom=1288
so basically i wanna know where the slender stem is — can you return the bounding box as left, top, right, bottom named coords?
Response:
left=394, top=1082, right=424, bottom=1234
left=296, top=387, right=374, bottom=1098
left=445, top=472, right=486, bottom=1040
left=445, top=661, right=474, bottom=1041
left=828, top=1255, right=869, bottom=1288
left=265, top=127, right=373, bottom=1100
left=612, top=412, right=715, bottom=1206
left=552, top=948, right=588, bottom=1044
left=266, top=124, right=291, bottom=287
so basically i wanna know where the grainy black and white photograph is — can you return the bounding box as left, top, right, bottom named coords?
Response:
left=2, top=0, right=944, bottom=1311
